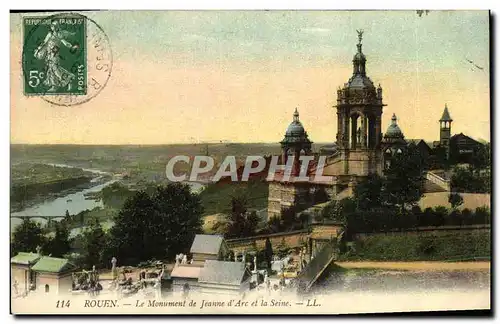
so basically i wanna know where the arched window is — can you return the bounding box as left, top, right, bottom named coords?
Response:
left=44, top=284, right=49, bottom=293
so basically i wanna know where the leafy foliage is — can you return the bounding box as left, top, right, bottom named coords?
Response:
left=353, top=173, right=384, bottom=211
left=81, top=216, right=108, bottom=269
left=264, top=206, right=307, bottom=234
left=448, top=192, right=464, bottom=209
left=341, top=231, right=490, bottom=261
left=264, top=238, right=273, bottom=270
left=382, top=145, right=425, bottom=212
left=101, top=182, right=135, bottom=209
left=451, top=166, right=490, bottom=193
left=43, top=221, right=71, bottom=258
left=212, top=192, right=260, bottom=238
left=108, top=183, right=203, bottom=265
left=11, top=218, right=46, bottom=255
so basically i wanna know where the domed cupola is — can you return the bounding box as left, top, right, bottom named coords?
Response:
left=280, top=108, right=312, bottom=157
left=346, top=29, right=375, bottom=91
left=384, top=113, right=405, bottom=141
left=382, top=114, right=407, bottom=169
left=282, top=108, right=311, bottom=144
left=337, top=29, right=381, bottom=109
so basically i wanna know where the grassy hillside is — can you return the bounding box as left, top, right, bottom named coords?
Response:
left=199, top=179, right=269, bottom=216
left=341, top=231, right=491, bottom=262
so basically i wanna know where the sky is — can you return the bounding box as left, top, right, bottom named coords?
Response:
left=10, top=10, right=490, bottom=144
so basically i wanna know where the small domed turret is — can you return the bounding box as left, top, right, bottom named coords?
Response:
left=281, top=108, right=312, bottom=146
left=384, top=113, right=404, bottom=139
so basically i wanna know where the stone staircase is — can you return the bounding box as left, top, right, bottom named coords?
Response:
left=294, top=239, right=338, bottom=293
left=423, top=179, right=448, bottom=193
left=423, top=171, right=450, bottom=193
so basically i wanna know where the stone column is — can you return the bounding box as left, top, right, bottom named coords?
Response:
left=361, top=115, right=367, bottom=148
left=351, top=116, right=357, bottom=149
left=343, top=110, right=350, bottom=148
left=336, top=111, right=342, bottom=145
left=375, top=116, right=382, bottom=147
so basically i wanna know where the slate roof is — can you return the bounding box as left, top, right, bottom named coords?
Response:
left=451, top=132, right=481, bottom=144
left=170, top=265, right=202, bottom=279
left=190, top=234, right=224, bottom=255
left=11, top=252, right=41, bottom=265
left=406, top=139, right=431, bottom=150
left=198, top=260, right=247, bottom=286
left=31, top=256, right=76, bottom=274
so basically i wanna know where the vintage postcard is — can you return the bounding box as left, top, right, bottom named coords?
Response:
left=10, top=10, right=491, bottom=315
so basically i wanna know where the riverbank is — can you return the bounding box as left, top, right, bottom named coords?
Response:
left=336, top=261, right=490, bottom=271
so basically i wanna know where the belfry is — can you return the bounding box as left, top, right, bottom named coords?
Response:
left=267, top=30, right=387, bottom=219
left=335, top=29, right=385, bottom=176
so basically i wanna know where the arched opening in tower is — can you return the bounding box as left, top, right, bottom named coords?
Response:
left=368, top=115, right=376, bottom=149
left=350, top=113, right=361, bottom=149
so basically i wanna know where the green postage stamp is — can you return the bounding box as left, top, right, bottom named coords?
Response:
left=22, top=15, right=87, bottom=95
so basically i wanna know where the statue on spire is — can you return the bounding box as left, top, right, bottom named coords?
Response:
left=293, top=107, right=299, bottom=122
left=356, top=29, right=364, bottom=44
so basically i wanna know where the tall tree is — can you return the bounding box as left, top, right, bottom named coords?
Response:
left=214, top=192, right=259, bottom=238
left=109, top=191, right=154, bottom=265
left=81, top=216, right=108, bottom=269
left=264, top=237, right=273, bottom=270
left=11, top=218, right=46, bottom=255
left=353, top=173, right=384, bottom=211
left=109, top=183, right=203, bottom=265
left=448, top=192, right=464, bottom=210
left=383, top=145, right=425, bottom=214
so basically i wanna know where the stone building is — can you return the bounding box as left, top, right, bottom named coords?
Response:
left=30, top=256, right=77, bottom=294
left=190, top=234, right=230, bottom=265
left=267, top=108, right=315, bottom=219
left=11, top=252, right=41, bottom=296
left=267, top=30, right=386, bottom=219
left=381, top=114, right=407, bottom=169
left=11, top=253, right=77, bottom=296
left=197, top=260, right=252, bottom=295
left=170, top=234, right=251, bottom=295
left=333, top=30, right=385, bottom=177
left=449, top=133, right=486, bottom=164
left=434, top=104, right=485, bottom=165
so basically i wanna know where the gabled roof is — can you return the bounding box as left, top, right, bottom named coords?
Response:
left=440, top=105, right=453, bottom=122
left=190, top=234, right=224, bottom=255
left=406, top=139, right=431, bottom=150
left=31, top=256, right=76, bottom=274
left=11, top=252, right=41, bottom=266
left=451, top=133, right=484, bottom=146
left=198, top=260, right=247, bottom=286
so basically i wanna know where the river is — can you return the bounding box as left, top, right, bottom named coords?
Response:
left=10, top=163, right=206, bottom=233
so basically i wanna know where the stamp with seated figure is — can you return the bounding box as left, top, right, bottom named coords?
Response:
left=22, top=12, right=112, bottom=106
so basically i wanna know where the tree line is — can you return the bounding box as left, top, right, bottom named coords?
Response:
left=11, top=183, right=203, bottom=270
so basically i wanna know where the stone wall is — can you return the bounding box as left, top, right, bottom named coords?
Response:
left=226, top=223, right=344, bottom=255
left=226, top=230, right=309, bottom=254
left=354, top=224, right=490, bottom=239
